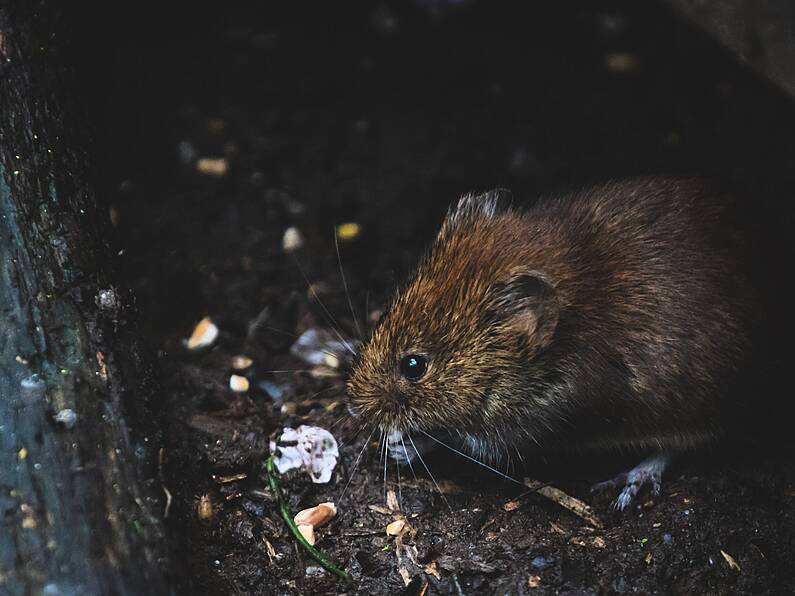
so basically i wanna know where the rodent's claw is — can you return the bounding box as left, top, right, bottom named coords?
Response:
left=593, top=453, right=669, bottom=511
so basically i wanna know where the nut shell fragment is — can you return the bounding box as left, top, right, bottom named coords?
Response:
left=294, top=502, right=337, bottom=528
left=187, top=317, right=219, bottom=350
left=229, top=374, right=250, bottom=393
left=297, top=524, right=316, bottom=546
left=231, top=355, right=253, bottom=370
left=386, top=518, right=406, bottom=536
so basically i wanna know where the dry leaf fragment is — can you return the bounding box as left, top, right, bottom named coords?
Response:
left=386, top=518, right=407, bottom=536
left=187, top=317, right=219, bottom=350
left=263, top=537, right=280, bottom=562
left=720, top=549, right=741, bottom=571
left=398, top=566, right=412, bottom=586
left=229, top=374, right=250, bottom=393
left=386, top=489, right=400, bottom=512
left=368, top=504, right=391, bottom=515
left=423, top=561, right=441, bottom=580
left=298, top=524, right=315, bottom=546
left=293, top=502, right=337, bottom=528
left=502, top=500, right=521, bottom=512
left=644, top=552, right=653, bottom=565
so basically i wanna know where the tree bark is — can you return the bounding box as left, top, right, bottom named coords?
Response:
left=0, top=3, right=169, bottom=594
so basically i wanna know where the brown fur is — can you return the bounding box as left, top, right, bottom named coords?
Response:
left=348, top=178, right=759, bottom=463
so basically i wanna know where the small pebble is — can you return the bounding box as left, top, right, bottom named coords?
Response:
left=305, top=565, right=325, bottom=578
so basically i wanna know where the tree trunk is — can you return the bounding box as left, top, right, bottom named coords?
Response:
left=0, top=3, right=169, bottom=594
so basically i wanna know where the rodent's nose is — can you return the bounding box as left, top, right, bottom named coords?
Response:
left=381, top=392, right=407, bottom=414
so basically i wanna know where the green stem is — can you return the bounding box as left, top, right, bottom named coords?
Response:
left=264, top=457, right=352, bottom=581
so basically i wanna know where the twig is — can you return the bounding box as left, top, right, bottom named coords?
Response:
left=523, top=479, right=603, bottom=529
left=263, top=457, right=352, bottom=581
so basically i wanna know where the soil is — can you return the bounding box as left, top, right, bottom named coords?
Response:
left=82, top=1, right=795, bottom=594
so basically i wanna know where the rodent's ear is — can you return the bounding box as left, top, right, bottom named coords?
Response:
left=441, top=189, right=512, bottom=235
left=488, top=268, right=559, bottom=348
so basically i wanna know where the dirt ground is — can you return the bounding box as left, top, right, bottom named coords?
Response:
left=87, top=1, right=795, bottom=594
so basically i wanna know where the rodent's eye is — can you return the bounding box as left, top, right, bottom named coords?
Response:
left=399, top=354, right=427, bottom=381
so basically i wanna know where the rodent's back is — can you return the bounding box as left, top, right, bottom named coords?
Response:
left=523, top=178, right=757, bottom=450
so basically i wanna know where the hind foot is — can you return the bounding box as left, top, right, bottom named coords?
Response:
left=592, top=453, right=669, bottom=511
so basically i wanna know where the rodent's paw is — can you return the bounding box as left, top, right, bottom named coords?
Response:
left=592, top=453, right=669, bottom=511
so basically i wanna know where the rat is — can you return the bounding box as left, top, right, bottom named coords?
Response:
left=347, top=178, right=760, bottom=509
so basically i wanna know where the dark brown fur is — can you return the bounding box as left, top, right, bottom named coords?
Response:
left=348, top=178, right=759, bottom=463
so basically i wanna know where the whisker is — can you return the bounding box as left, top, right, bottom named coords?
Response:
left=407, top=433, right=453, bottom=514
left=336, top=419, right=367, bottom=451
left=339, top=425, right=377, bottom=502
left=334, top=227, right=364, bottom=342
left=395, top=455, right=403, bottom=512
left=290, top=253, right=357, bottom=356
left=400, top=435, right=418, bottom=484
left=382, top=431, right=389, bottom=503
left=418, top=429, right=524, bottom=487
left=259, top=369, right=342, bottom=376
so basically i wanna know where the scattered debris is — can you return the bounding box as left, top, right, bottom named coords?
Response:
left=335, top=222, right=361, bottom=241
left=282, top=227, right=304, bottom=252
left=386, top=519, right=407, bottom=536
left=96, top=351, right=109, bottom=383
left=502, top=499, right=521, bottom=512
left=524, top=479, right=603, bottom=529
left=213, top=472, right=248, bottom=484
left=294, top=502, right=337, bottom=528
left=54, top=409, right=78, bottom=429
left=528, top=575, right=542, bottom=588
left=269, top=425, right=339, bottom=483
left=187, top=317, right=219, bottom=350
left=386, top=489, right=400, bottom=513
left=298, top=524, right=316, bottom=546
left=423, top=560, right=441, bottom=581
left=263, top=537, right=280, bottom=562
left=231, top=355, right=253, bottom=370
left=229, top=374, right=250, bottom=393
left=570, top=535, right=606, bottom=549
left=720, top=549, right=741, bottom=571
left=197, top=494, right=214, bottom=520
left=196, top=157, right=228, bottom=176
left=290, top=327, right=356, bottom=369
left=264, top=457, right=350, bottom=580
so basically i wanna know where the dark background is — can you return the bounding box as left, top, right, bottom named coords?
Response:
left=66, top=1, right=795, bottom=593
